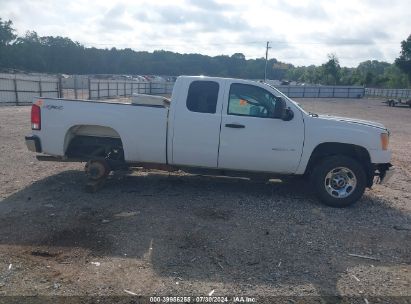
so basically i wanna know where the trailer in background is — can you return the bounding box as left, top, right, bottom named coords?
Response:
left=385, top=98, right=411, bottom=107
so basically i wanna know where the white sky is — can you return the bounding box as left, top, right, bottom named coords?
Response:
left=1, top=0, right=410, bottom=67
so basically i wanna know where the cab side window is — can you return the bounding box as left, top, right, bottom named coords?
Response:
left=228, top=83, right=281, bottom=118
left=186, top=81, right=219, bottom=114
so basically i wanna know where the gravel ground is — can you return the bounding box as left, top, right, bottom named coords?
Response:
left=0, top=98, right=410, bottom=302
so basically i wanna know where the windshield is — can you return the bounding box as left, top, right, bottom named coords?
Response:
left=263, top=82, right=309, bottom=115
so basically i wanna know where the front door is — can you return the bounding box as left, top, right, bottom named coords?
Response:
left=218, top=82, right=304, bottom=174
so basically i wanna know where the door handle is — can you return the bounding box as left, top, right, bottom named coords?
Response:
left=225, top=123, right=245, bottom=128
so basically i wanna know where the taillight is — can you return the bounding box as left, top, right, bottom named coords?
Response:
left=31, top=104, right=41, bottom=130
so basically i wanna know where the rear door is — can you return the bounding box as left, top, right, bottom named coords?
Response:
left=171, top=79, right=224, bottom=168
left=218, top=81, right=304, bottom=173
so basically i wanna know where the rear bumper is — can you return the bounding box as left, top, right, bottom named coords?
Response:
left=25, top=135, right=42, bottom=153
left=375, top=163, right=394, bottom=184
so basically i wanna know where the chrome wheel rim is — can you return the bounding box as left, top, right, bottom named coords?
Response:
left=324, top=167, right=357, bottom=199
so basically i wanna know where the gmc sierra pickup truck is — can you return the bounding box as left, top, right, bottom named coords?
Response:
left=25, top=76, right=393, bottom=207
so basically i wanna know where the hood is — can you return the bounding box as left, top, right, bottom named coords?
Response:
left=317, top=115, right=387, bottom=131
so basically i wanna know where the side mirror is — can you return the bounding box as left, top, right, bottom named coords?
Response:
left=269, top=97, right=286, bottom=118
left=281, top=107, right=294, bottom=121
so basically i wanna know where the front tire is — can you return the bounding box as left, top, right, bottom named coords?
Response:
left=311, top=156, right=366, bottom=207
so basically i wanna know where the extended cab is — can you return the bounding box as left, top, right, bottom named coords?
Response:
left=25, top=76, right=393, bottom=207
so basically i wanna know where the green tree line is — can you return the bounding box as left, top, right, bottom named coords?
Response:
left=285, top=53, right=410, bottom=88
left=1, top=18, right=410, bottom=88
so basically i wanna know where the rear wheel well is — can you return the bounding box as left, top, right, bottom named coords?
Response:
left=66, top=135, right=124, bottom=160
left=64, top=125, right=124, bottom=162
left=305, top=143, right=373, bottom=187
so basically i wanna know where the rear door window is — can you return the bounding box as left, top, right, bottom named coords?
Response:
left=186, top=81, right=219, bottom=114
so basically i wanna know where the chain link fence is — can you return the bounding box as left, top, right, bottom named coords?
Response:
left=0, top=73, right=175, bottom=105
left=0, top=73, right=59, bottom=105
left=365, top=88, right=411, bottom=99
left=5, top=73, right=411, bottom=105
left=275, top=85, right=365, bottom=98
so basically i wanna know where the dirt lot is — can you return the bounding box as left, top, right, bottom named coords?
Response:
left=0, top=98, right=410, bottom=302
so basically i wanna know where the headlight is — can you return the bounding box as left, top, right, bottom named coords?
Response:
left=381, top=133, right=389, bottom=150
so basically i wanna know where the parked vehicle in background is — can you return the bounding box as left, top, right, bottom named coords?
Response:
left=25, top=76, right=393, bottom=207
left=133, top=75, right=149, bottom=83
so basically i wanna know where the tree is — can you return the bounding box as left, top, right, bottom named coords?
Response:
left=0, top=18, right=17, bottom=68
left=395, top=34, right=411, bottom=81
left=0, top=18, right=16, bottom=45
left=382, top=64, right=410, bottom=88
left=321, top=53, right=341, bottom=85
left=231, top=53, right=245, bottom=60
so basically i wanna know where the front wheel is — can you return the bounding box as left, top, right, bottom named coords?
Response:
left=311, top=156, right=366, bottom=207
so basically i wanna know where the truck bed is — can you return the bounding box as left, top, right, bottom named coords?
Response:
left=32, top=97, right=169, bottom=163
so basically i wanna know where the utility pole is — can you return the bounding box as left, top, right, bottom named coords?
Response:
left=264, top=41, right=271, bottom=82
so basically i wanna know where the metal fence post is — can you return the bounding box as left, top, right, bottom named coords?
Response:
left=88, top=77, right=91, bottom=100
left=38, top=79, right=42, bottom=97
left=74, top=75, right=78, bottom=99
left=97, top=81, right=100, bottom=99
left=131, top=82, right=134, bottom=96
left=116, top=82, right=119, bottom=96
left=124, top=82, right=126, bottom=97
left=107, top=82, right=110, bottom=98
left=58, top=76, right=63, bottom=98
left=149, top=82, right=152, bottom=95
left=13, top=78, right=19, bottom=105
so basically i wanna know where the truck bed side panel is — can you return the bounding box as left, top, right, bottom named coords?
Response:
left=33, top=98, right=168, bottom=163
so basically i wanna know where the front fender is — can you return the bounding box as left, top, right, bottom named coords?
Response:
left=296, top=118, right=388, bottom=174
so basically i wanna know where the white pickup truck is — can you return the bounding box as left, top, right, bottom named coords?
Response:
left=25, top=76, right=393, bottom=207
